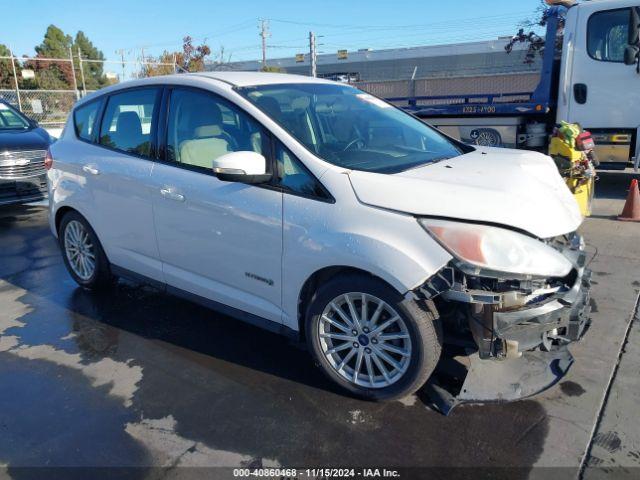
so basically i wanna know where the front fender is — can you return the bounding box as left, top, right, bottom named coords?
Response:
left=281, top=193, right=453, bottom=330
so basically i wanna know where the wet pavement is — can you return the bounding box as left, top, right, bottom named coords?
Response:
left=0, top=172, right=639, bottom=479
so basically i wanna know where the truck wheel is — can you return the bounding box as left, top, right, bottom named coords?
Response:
left=58, top=211, right=113, bottom=290
left=305, top=273, right=442, bottom=401
left=475, top=128, right=502, bottom=147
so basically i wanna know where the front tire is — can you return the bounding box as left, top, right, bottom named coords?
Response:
left=58, top=211, right=113, bottom=290
left=305, top=273, right=442, bottom=401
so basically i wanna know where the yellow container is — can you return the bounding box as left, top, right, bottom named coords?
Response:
left=549, top=137, right=583, bottom=163
left=566, top=176, right=594, bottom=217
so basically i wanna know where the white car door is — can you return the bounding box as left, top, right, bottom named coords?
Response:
left=85, top=87, right=163, bottom=280
left=150, top=87, right=283, bottom=323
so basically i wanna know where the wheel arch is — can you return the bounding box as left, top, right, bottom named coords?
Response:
left=54, top=206, right=111, bottom=265
left=296, top=266, right=404, bottom=342
left=54, top=205, right=78, bottom=235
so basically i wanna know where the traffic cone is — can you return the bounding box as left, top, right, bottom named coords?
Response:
left=618, top=179, right=640, bottom=222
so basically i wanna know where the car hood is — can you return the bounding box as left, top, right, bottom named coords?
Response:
left=348, top=148, right=583, bottom=239
left=0, top=128, right=51, bottom=152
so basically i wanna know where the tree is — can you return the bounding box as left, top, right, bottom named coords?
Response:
left=73, top=31, right=107, bottom=89
left=505, top=0, right=565, bottom=64
left=141, top=51, right=178, bottom=77
left=181, top=36, right=211, bottom=72
left=28, top=25, right=74, bottom=89
left=0, top=44, right=18, bottom=89
left=35, top=24, right=73, bottom=58
left=142, top=36, right=212, bottom=77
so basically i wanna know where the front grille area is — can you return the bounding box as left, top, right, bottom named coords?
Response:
left=0, top=150, right=47, bottom=180
left=0, top=177, right=47, bottom=204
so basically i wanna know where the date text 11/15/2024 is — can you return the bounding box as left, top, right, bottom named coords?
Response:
left=232, top=468, right=401, bottom=478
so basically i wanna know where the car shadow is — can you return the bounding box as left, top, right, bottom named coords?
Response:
left=0, top=204, right=551, bottom=473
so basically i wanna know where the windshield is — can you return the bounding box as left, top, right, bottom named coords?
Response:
left=238, top=83, right=464, bottom=174
left=0, top=103, right=31, bottom=130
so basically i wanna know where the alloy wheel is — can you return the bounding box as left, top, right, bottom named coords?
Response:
left=64, top=220, right=96, bottom=281
left=318, top=292, right=412, bottom=388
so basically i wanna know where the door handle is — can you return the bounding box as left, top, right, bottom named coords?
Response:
left=82, top=165, right=100, bottom=175
left=574, top=83, right=588, bottom=105
left=160, top=188, right=185, bottom=202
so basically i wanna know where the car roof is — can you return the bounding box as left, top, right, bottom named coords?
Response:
left=74, top=71, right=340, bottom=108
left=190, top=71, right=337, bottom=87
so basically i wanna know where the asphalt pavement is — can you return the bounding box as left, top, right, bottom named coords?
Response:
left=0, top=171, right=638, bottom=480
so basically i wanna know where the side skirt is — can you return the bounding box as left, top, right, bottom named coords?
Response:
left=110, top=264, right=301, bottom=342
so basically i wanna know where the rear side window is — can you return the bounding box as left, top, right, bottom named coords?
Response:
left=73, top=100, right=102, bottom=141
left=588, top=8, right=631, bottom=62
left=99, top=88, right=160, bottom=157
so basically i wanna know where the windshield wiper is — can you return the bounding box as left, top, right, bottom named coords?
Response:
left=404, top=157, right=451, bottom=171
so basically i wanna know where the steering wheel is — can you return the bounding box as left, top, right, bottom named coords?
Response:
left=343, top=137, right=366, bottom=152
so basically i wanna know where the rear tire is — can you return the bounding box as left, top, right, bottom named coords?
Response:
left=58, top=211, right=113, bottom=290
left=305, top=273, right=442, bottom=401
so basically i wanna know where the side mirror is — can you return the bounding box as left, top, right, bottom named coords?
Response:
left=629, top=7, right=640, bottom=46
left=212, top=151, right=272, bottom=185
left=625, top=45, right=640, bottom=66
left=628, top=7, right=640, bottom=70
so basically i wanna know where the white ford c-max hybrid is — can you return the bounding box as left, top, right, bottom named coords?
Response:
left=47, top=72, right=591, bottom=404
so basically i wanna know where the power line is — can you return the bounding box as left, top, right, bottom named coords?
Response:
left=115, top=19, right=256, bottom=56
left=266, top=12, right=533, bottom=31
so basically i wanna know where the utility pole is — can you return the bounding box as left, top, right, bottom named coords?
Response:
left=69, top=47, right=79, bottom=99
left=140, top=47, right=146, bottom=78
left=77, top=46, right=87, bottom=95
left=309, top=31, right=317, bottom=77
left=259, top=19, right=270, bottom=69
left=116, top=49, right=126, bottom=82
left=8, top=47, right=21, bottom=111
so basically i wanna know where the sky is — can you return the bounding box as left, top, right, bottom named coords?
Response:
left=2, top=0, right=543, bottom=70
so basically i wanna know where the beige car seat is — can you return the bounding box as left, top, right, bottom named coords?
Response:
left=179, top=103, right=234, bottom=169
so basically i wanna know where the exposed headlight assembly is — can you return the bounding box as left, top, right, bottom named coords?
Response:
left=419, top=219, right=573, bottom=278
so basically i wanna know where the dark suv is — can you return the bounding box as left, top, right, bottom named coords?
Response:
left=0, top=99, right=53, bottom=205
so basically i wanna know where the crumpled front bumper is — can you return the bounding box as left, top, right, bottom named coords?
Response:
left=493, top=265, right=592, bottom=355
left=419, top=235, right=592, bottom=414
left=425, top=347, right=575, bottom=415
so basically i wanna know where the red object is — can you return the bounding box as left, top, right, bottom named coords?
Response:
left=618, top=179, right=640, bottom=222
left=576, top=131, right=595, bottom=152
left=44, top=148, right=53, bottom=171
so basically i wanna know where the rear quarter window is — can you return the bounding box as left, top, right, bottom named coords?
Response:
left=74, top=99, right=103, bottom=142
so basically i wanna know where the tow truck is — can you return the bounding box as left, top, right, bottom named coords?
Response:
left=387, top=0, right=640, bottom=170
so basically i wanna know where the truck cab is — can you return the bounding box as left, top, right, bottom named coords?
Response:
left=558, top=0, right=640, bottom=168
left=387, top=0, right=640, bottom=170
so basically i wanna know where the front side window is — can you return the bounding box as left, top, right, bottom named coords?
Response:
left=238, top=83, right=464, bottom=174
left=99, top=88, right=159, bottom=157
left=588, top=8, right=631, bottom=62
left=0, top=103, right=30, bottom=130
left=74, top=99, right=102, bottom=142
left=275, top=141, right=328, bottom=199
left=166, top=88, right=266, bottom=171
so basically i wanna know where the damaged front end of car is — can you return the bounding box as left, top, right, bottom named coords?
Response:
left=414, top=228, right=592, bottom=415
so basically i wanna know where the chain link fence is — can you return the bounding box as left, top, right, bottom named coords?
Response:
left=0, top=51, right=177, bottom=135
left=0, top=89, right=90, bottom=130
